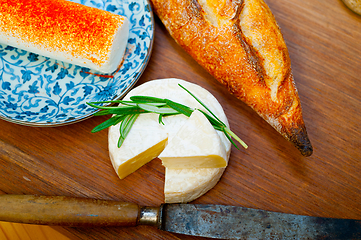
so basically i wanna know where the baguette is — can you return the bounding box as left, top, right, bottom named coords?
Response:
left=0, top=0, right=129, bottom=73
left=150, top=0, right=313, bottom=156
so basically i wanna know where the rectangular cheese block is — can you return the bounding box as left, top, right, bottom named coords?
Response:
left=0, top=0, right=129, bottom=73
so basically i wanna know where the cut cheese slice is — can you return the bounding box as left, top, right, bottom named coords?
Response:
left=164, top=167, right=225, bottom=203
left=108, top=78, right=232, bottom=203
left=159, top=110, right=228, bottom=168
left=0, top=0, right=129, bottom=73
left=109, top=113, right=168, bottom=179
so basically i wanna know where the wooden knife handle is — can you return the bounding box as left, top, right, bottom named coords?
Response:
left=0, top=195, right=145, bottom=227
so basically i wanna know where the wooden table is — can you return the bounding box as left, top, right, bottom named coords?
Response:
left=1, top=0, right=360, bottom=239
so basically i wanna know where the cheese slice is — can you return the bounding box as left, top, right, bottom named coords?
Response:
left=108, top=78, right=231, bottom=203
left=164, top=167, right=225, bottom=203
left=159, top=110, right=228, bottom=168
left=109, top=113, right=168, bottom=179
left=0, top=0, right=129, bottom=73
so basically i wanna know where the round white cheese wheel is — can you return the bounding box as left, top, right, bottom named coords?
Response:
left=108, top=78, right=231, bottom=203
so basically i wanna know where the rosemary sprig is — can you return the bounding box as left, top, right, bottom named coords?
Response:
left=87, top=84, right=248, bottom=150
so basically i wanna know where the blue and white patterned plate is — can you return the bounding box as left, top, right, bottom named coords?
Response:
left=0, top=0, right=154, bottom=126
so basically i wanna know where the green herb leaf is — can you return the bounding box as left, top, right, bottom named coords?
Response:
left=145, top=102, right=168, bottom=107
left=91, top=115, right=125, bottom=133
left=158, top=114, right=164, bottom=125
left=165, top=99, right=194, bottom=117
left=118, top=114, right=139, bottom=147
left=137, top=103, right=179, bottom=114
left=224, top=127, right=248, bottom=149
left=108, top=106, right=147, bottom=115
left=223, top=130, right=240, bottom=150
left=93, top=110, right=114, bottom=116
left=130, top=96, right=166, bottom=103
left=118, top=101, right=138, bottom=107
left=87, top=84, right=247, bottom=150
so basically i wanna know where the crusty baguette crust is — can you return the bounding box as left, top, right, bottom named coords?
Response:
left=151, top=0, right=313, bottom=156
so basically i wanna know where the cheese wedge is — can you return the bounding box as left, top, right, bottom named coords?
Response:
left=108, top=78, right=232, bottom=203
left=0, top=0, right=129, bottom=73
left=159, top=110, right=228, bottom=168
left=109, top=113, right=168, bottom=179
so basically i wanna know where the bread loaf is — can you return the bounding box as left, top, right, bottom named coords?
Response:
left=0, top=0, right=129, bottom=73
left=150, top=0, right=313, bottom=156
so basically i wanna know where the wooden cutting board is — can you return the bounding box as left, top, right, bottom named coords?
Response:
left=0, top=0, right=360, bottom=239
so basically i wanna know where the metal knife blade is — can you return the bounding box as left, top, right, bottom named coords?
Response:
left=0, top=195, right=360, bottom=239
left=161, top=204, right=361, bottom=239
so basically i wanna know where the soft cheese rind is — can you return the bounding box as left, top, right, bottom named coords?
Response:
left=0, top=0, right=129, bottom=73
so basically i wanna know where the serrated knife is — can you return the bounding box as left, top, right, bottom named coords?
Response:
left=0, top=195, right=360, bottom=239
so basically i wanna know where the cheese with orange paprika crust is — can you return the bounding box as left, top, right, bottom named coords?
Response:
left=0, top=0, right=129, bottom=73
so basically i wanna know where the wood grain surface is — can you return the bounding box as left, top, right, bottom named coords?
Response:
left=0, top=221, right=74, bottom=240
left=0, top=0, right=360, bottom=239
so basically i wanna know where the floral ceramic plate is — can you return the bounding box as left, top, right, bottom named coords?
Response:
left=0, top=0, right=154, bottom=126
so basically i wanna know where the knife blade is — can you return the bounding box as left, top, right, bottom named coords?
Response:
left=0, top=195, right=360, bottom=239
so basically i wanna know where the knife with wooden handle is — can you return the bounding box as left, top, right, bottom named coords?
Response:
left=0, top=195, right=360, bottom=239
